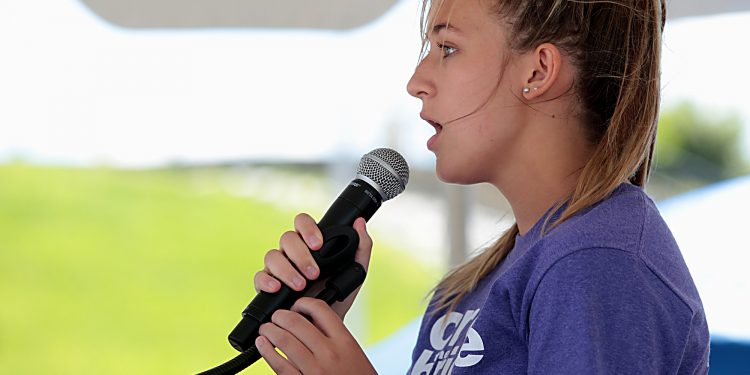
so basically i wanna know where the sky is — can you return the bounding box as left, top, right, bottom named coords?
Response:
left=1, top=0, right=750, bottom=169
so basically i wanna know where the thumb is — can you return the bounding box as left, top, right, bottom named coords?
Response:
left=352, top=217, right=373, bottom=271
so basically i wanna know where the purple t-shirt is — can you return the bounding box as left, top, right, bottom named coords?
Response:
left=408, top=183, right=709, bottom=374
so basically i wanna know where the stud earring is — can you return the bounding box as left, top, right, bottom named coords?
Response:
left=523, top=87, right=530, bottom=94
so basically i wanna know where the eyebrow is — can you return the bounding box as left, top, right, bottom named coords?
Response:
left=432, top=23, right=462, bottom=34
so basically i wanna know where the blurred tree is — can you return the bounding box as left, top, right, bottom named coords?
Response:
left=655, top=101, right=749, bottom=182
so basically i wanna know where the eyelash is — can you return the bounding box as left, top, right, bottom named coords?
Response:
left=436, top=43, right=457, bottom=58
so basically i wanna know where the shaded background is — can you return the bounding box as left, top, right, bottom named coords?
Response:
left=1, top=0, right=749, bottom=373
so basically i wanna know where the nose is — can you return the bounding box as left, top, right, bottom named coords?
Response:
left=406, top=58, right=434, bottom=100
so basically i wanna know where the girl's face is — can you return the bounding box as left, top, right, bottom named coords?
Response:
left=407, top=0, right=529, bottom=185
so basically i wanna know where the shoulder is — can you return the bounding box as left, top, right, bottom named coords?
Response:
left=541, top=183, right=656, bottom=257
left=524, top=183, right=704, bottom=317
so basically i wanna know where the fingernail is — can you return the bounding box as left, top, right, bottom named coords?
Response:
left=293, top=275, right=305, bottom=289
left=255, top=336, right=264, bottom=348
left=267, top=279, right=280, bottom=290
left=306, top=265, right=318, bottom=279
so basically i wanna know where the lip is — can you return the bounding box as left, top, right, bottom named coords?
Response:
left=420, top=112, right=443, bottom=150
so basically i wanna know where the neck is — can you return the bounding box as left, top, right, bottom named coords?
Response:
left=498, top=167, right=582, bottom=235
left=491, top=116, right=593, bottom=235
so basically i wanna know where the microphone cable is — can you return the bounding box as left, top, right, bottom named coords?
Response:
left=197, top=347, right=261, bottom=375
left=197, top=262, right=367, bottom=375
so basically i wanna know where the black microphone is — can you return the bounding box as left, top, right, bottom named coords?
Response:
left=227, top=148, right=409, bottom=353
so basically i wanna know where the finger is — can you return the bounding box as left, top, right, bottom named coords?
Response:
left=255, top=335, right=301, bottom=375
left=264, top=249, right=307, bottom=291
left=330, top=285, right=361, bottom=319
left=294, top=213, right=323, bottom=251
left=254, top=270, right=281, bottom=293
left=279, top=230, right=319, bottom=281
left=352, top=217, right=373, bottom=271
left=271, top=309, right=328, bottom=354
left=291, top=297, right=347, bottom=339
left=259, top=323, right=315, bottom=372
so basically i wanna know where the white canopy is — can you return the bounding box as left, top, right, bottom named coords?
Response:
left=79, top=0, right=750, bottom=29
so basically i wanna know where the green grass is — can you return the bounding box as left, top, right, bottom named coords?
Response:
left=0, top=164, right=437, bottom=374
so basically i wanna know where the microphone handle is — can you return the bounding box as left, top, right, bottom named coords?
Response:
left=228, top=226, right=360, bottom=352
left=318, top=179, right=383, bottom=229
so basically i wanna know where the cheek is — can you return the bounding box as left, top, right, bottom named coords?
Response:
left=446, top=71, right=504, bottom=120
left=465, top=112, right=524, bottom=177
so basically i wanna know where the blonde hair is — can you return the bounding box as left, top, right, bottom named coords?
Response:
left=420, top=0, right=667, bottom=315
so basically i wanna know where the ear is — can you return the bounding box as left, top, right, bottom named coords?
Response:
left=521, top=43, right=562, bottom=100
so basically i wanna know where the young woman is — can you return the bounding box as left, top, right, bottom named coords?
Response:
left=251, top=0, right=710, bottom=373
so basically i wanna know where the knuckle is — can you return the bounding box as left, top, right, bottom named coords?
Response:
left=255, top=270, right=271, bottom=280
left=299, top=297, right=326, bottom=312
left=357, top=232, right=372, bottom=248
left=263, top=249, right=283, bottom=270
left=272, top=310, right=292, bottom=326
left=294, top=212, right=312, bottom=225
left=264, top=249, right=280, bottom=264
left=279, top=230, right=298, bottom=247
left=253, top=271, right=267, bottom=289
left=300, top=296, right=317, bottom=306
left=317, top=346, right=339, bottom=363
left=266, top=326, right=288, bottom=347
left=258, top=322, right=270, bottom=336
left=295, top=213, right=319, bottom=234
left=274, top=334, right=288, bottom=348
left=362, top=235, right=373, bottom=247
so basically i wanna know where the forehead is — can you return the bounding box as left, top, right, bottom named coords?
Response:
left=428, top=0, right=497, bottom=35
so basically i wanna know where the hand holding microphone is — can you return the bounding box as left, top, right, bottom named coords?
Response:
left=199, top=148, right=409, bottom=375
left=229, top=148, right=409, bottom=352
left=254, top=213, right=373, bottom=319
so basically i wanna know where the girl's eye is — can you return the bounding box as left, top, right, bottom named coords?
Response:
left=437, top=43, right=457, bottom=58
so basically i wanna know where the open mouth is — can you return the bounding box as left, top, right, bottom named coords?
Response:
left=425, top=119, right=442, bottom=150
left=427, top=119, right=443, bottom=133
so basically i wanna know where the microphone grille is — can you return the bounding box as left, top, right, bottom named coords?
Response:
left=356, top=148, right=409, bottom=201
